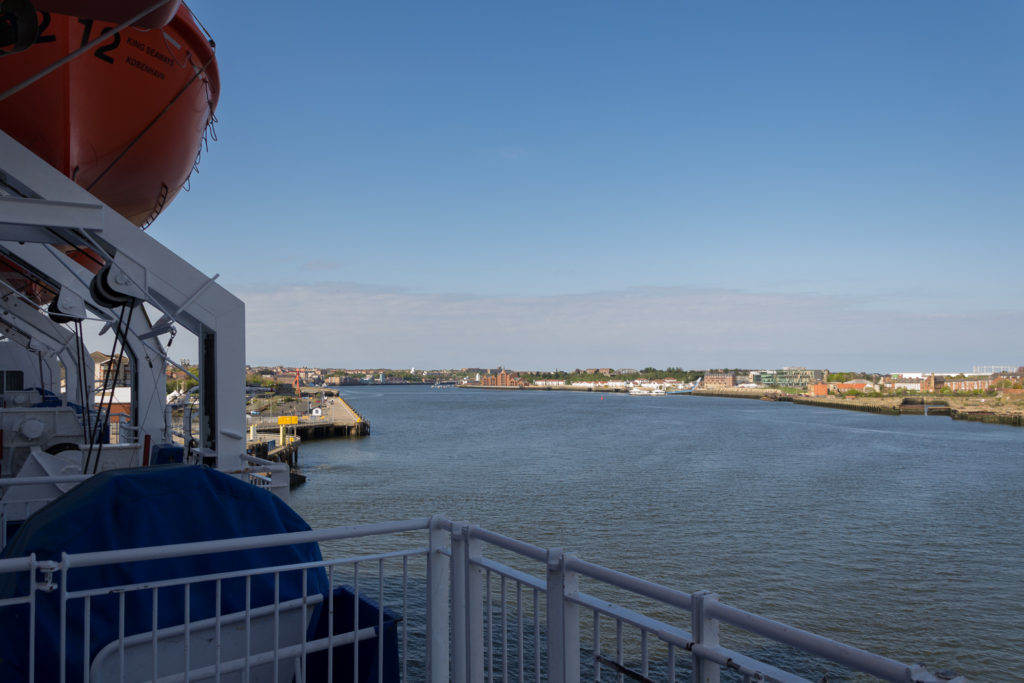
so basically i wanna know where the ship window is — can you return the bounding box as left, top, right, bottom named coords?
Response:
left=3, top=371, right=24, bottom=392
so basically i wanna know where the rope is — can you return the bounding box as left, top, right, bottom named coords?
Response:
left=83, top=302, right=131, bottom=472
left=74, top=320, right=91, bottom=444
left=83, top=304, right=124, bottom=469
left=46, top=229, right=105, bottom=268
left=85, top=51, right=217, bottom=197
left=93, top=302, right=135, bottom=472
left=0, top=0, right=174, bottom=102
left=184, top=3, right=215, bottom=47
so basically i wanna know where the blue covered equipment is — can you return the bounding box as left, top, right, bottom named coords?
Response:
left=0, top=464, right=328, bottom=682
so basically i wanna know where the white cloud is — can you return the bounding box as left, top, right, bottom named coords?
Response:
left=236, top=283, right=1024, bottom=372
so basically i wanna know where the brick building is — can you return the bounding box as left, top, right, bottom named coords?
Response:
left=481, top=370, right=524, bottom=387
left=832, top=380, right=874, bottom=394
left=703, top=373, right=736, bottom=389
left=943, top=377, right=996, bottom=393
left=809, top=382, right=828, bottom=396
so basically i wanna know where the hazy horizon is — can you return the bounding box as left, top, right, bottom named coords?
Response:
left=155, top=1, right=1022, bottom=371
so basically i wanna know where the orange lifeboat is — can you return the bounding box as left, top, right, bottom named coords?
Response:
left=0, top=2, right=219, bottom=227
left=34, top=1, right=183, bottom=30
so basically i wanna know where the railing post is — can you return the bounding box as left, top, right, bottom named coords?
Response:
left=451, top=522, right=484, bottom=683
left=691, top=590, right=720, bottom=683
left=426, top=516, right=450, bottom=683
left=466, top=526, right=484, bottom=683
left=270, top=461, right=289, bottom=501
left=546, top=548, right=580, bottom=683
left=451, top=522, right=467, bottom=683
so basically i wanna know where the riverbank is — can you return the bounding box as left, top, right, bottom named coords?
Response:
left=460, top=384, right=630, bottom=393
left=459, top=383, right=1023, bottom=425
left=457, top=383, right=1023, bottom=426
left=692, top=388, right=1024, bottom=427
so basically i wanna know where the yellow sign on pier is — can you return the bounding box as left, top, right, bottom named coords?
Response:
left=277, top=415, right=299, bottom=425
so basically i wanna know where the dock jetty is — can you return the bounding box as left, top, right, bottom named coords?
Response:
left=246, top=394, right=370, bottom=485
left=248, top=396, right=370, bottom=442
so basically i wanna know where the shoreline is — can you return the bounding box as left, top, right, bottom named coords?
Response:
left=458, top=384, right=1024, bottom=427
left=460, top=384, right=630, bottom=393
left=692, top=388, right=1023, bottom=427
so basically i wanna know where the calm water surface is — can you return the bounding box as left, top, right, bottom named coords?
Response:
left=289, top=386, right=1024, bottom=681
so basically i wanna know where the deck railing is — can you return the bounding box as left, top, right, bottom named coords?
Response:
left=240, top=453, right=291, bottom=500
left=0, top=516, right=967, bottom=682
left=0, top=458, right=291, bottom=547
left=0, top=474, right=92, bottom=548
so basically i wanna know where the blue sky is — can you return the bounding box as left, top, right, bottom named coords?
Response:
left=153, top=1, right=1024, bottom=371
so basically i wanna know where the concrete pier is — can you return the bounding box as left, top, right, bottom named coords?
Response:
left=247, top=395, right=370, bottom=442
left=245, top=396, right=370, bottom=487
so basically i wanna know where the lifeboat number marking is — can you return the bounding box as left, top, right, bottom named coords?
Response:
left=77, top=19, right=120, bottom=64
left=31, top=12, right=168, bottom=78
left=34, top=12, right=56, bottom=44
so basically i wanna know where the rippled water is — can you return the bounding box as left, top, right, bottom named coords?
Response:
left=288, top=386, right=1024, bottom=680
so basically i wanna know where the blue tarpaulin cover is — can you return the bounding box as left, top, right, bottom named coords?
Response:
left=0, top=464, right=328, bottom=682
left=307, top=585, right=401, bottom=683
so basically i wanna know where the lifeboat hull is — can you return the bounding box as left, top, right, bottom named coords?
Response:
left=0, top=3, right=219, bottom=227
left=34, top=1, right=183, bottom=29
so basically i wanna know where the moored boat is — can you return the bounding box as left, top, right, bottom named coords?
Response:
left=630, top=387, right=667, bottom=396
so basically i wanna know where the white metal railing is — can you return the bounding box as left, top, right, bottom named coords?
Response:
left=240, top=453, right=291, bottom=500
left=0, top=516, right=968, bottom=682
left=0, top=474, right=92, bottom=548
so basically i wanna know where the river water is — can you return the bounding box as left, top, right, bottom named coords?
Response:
left=288, top=386, right=1023, bottom=681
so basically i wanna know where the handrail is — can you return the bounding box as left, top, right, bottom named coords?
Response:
left=241, top=453, right=276, bottom=467
left=0, top=554, right=36, bottom=572
left=0, top=514, right=965, bottom=682
left=0, top=475, right=92, bottom=487
left=59, top=517, right=433, bottom=569
left=468, top=524, right=547, bottom=562
left=707, top=601, right=913, bottom=682
left=567, top=555, right=694, bottom=610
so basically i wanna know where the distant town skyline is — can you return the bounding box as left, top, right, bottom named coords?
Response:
left=248, top=363, right=1022, bottom=375
left=153, top=1, right=1022, bottom=371
left=236, top=282, right=1022, bottom=373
